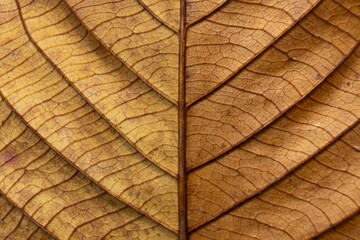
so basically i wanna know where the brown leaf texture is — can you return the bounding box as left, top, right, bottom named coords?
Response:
left=0, top=0, right=359, bottom=239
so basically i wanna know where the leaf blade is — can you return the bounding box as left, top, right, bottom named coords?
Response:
left=0, top=0, right=178, bottom=231
left=65, top=0, right=180, bottom=103
left=191, top=123, right=360, bottom=239
left=1, top=0, right=360, bottom=238
left=186, top=0, right=360, bottom=171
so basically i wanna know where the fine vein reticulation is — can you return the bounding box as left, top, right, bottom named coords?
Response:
left=0, top=0, right=359, bottom=239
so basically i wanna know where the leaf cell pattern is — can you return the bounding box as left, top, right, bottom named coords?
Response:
left=0, top=0, right=359, bottom=239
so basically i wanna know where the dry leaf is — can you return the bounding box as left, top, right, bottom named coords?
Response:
left=0, top=0, right=359, bottom=239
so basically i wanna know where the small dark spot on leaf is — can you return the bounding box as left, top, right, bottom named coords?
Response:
left=347, top=82, right=351, bottom=87
left=315, top=74, right=321, bottom=80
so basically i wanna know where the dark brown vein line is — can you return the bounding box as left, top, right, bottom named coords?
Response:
left=0, top=201, right=14, bottom=222
left=137, top=0, right=179, bottom=33
left=312, top=210, right=360, bottom=239
left=62, top=0, right=178, bottom=105
left=6, top=215, right=27, bottom=239
left=188, top=119, right=360, bottom=233
left=101, top=216, right=143, bottom=239
left=179, top=0, right=187, bottom=239
left=186, top=0, right=322, bottom=108
left=187, top=40, right=360, bottom=173
left=186, top=0, right=228, bottom=28
left=15, top=2, right=177, bottom=178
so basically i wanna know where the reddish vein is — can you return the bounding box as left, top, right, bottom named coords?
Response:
left=179, top=0, right=188, bottom=239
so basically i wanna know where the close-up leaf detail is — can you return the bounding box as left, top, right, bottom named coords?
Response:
left=0, top=0, right=359, bottom=239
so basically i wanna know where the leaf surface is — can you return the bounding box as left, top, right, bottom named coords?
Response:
left=0, top=195, right=53, bottom=240
left=318, top=212, right=360, bottom=239
left=0, top=0, right=359, bottom=239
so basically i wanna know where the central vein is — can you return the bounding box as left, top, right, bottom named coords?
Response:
left=178, top=0, right=188, bottom=239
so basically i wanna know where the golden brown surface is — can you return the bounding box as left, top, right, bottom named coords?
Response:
left=0, top=196, right=53, bottom=240
left=318, top=212, right=360, bottom=239
left=0, top=95, right=176, bottom=239
left=0, top=0, right=359, bottom=239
